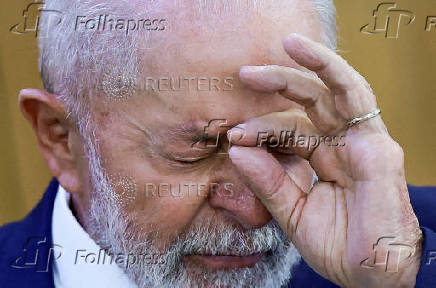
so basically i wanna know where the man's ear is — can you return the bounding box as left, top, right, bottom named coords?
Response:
left=18, top=89, right=82, bottom=194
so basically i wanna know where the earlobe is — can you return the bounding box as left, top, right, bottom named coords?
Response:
left=18, top=88, right=82, bottom=194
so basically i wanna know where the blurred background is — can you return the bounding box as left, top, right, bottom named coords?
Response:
left=1, top=0, right=435, bottom=224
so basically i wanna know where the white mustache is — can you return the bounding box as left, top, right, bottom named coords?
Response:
left=177, top=220, right=289, bottom=257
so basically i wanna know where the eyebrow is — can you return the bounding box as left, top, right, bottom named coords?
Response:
left=164, top=122, right=211, bottom=144
left=126, top=116, right=212, bottom=146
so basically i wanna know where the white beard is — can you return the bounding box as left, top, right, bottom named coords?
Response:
left=82, top=133, right=301, bottom=288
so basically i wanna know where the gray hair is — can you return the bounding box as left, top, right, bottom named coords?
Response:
left=38, top=0, right=336, bottom=130
left=310, top=0, right=337, bottom=51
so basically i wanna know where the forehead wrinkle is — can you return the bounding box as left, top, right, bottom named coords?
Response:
left=164, top=122, right=206, bottom=142
left=154, top=120, right=228, bottom=152
left=126, top=116, right=207, bottom=145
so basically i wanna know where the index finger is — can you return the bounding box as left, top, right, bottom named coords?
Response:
left=282, top=33, right=366, bottom=94
left=282, top=34, right=381, bottom=120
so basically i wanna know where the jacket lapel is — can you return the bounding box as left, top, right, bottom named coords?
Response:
left=0, top=178, right=59, bottom=288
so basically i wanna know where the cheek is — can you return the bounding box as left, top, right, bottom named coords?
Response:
left=106, top=172, right=209, bottom=248
left=128, top=181, right=205, bottom=232
left=97, top=143, right=210, bottom=247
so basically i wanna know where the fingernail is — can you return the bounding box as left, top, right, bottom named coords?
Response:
left=240, top=66, right=286, bottom=92
left=227, top=124, right=246, bottom=143
left=240, top=66, right=269, bottom=76
left=283, top=32, right=306, bottom=46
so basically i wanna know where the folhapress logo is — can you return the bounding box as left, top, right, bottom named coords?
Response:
left=360, top=236, right=415, bottom=272
left=10, top=236, right=63, bottom=272
left=10, top=0, right=62, bottom=37
left=191, top=119, right=245, bottom=155
left=361, top=2, right=415, bottom=38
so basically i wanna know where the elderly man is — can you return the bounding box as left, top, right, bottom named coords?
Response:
left=1, top=0, right=435, bottom=287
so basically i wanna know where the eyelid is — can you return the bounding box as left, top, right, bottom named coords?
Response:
left=191, top=137, right=220, bottom=151
left=172, top=155, right=210, bottom=163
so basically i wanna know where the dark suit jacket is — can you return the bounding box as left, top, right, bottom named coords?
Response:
left=1, top=178, right=435, bottom=287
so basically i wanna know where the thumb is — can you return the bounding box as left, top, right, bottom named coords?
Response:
left=228, top=146, right=307, bottom=240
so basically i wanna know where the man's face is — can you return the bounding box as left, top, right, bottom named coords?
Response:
left=74, top=0, right=322, bottom=286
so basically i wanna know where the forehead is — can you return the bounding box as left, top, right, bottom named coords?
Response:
left=100, top=0, right=322, bottom=134
left=141, top=0, right=321, bottom=69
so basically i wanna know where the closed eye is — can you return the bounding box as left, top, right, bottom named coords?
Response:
left=171, top=154, right=211, bottom=167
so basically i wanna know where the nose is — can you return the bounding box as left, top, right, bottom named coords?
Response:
left=208, top=157, right=272, bottom=229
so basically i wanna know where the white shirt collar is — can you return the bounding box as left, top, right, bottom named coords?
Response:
left=51, top=185, right=137, bottom=288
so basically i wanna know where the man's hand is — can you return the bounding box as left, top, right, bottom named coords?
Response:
left=227, top=33, right=422, bottom=287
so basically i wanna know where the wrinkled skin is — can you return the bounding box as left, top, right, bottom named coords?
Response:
left=18, top=0, right=421, bottom=287
left=228, top=34, right=422, bottom=287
